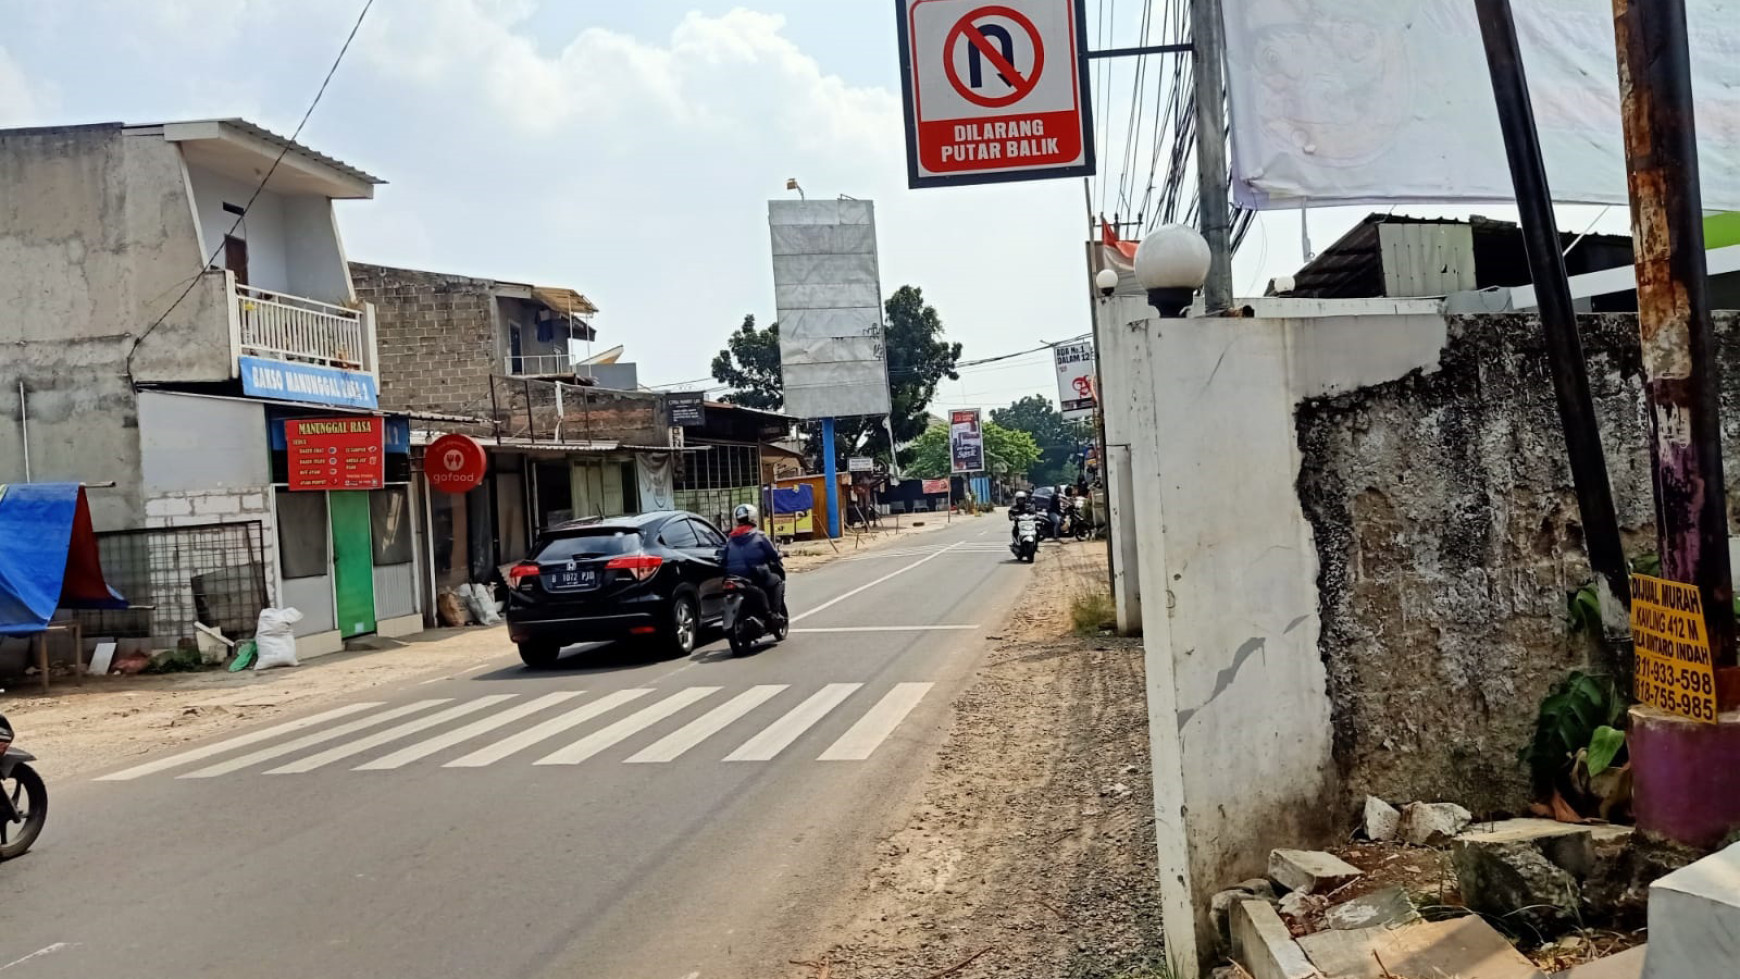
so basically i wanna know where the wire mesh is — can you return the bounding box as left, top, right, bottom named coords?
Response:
left=75, top=522, right=269, bottom=649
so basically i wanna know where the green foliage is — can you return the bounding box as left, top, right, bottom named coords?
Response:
left=1071, top=590, right=1117, bottom=635
left=1587, top=724, right=1627, bottom=778
left=990, top=394, right=1094, bottom=485
left=1520, top=670, right=1628, bottom=792
left=902, top=422, right=1040, bottom=480
left=710, top=314, right=783, bottom=410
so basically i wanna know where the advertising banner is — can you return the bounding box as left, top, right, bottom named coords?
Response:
left=1053, top=340, right=1097, bottom=419
left=241, top=355, right=378, bottom=409
left=770, top=199, right=892, bottom=419
left=949, top=408, right=984, bottom=474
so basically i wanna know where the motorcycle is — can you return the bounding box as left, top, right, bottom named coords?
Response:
left=722, top=575, right=789, bottom=656
left=1010, top=512, right=1039, bottom=563
left=0, top=712, right=46, bottom=861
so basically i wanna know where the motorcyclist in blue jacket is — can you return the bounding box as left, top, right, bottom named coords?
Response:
left=722, top=504, right=787, bottom=622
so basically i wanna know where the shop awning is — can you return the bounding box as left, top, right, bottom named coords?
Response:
left=409, top=432, right=704, bottom=454
left=0, top=483, right=127, bottom=636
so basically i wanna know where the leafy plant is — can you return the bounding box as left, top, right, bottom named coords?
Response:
left=1586, top=724, right=1626, bottom=778
left=1520, top=671, right=1625, bottom=790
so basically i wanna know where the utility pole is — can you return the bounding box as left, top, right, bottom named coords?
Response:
left=1612, top=0, right=1735, bottom=667
left=1190, top=0, right=1234, bottom=312
left=1474, top=0, right=1634, bottom=680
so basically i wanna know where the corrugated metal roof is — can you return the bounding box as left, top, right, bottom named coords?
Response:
left=142, top=118, right=384, bottom=186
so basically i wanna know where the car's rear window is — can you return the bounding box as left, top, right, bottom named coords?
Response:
left=535, top=530, right=642, bottom=561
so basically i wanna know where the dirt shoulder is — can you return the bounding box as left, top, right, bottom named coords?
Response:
left=793, top=541, right=1166, bottom=979
left=781, top=512, right=962, bottom=574
left=1, top=626, right=511, bottom=781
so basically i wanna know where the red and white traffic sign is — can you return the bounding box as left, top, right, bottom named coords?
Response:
left=897, top=0, right=1095, bottom=188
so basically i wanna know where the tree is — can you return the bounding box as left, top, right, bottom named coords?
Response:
left=709, top=287, right=963, bottom=468
left=903, top=422, right=1040, bottom=480
left=990, top=394, right=1093, bottom=485
left=710, top=314, right=782, bottom=410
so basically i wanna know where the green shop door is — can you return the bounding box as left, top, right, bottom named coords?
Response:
left=329, top=491, right=377, bottom=638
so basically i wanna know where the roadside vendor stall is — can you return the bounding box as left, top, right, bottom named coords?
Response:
left=0, top=483, right=126, bottom=691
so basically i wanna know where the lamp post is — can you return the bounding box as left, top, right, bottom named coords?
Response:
left=1133, top=225, right=1212, bottom=317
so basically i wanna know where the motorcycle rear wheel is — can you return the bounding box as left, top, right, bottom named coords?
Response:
left=727, top=618, right=752, bottom=657
left=0, top=761, right=47, bottom=860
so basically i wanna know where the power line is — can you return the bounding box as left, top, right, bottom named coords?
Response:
left=125, top=0, right=376, bottom=381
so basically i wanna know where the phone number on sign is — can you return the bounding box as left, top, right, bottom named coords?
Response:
left=1636, top=655, right=1715, bottom=696
left=1636, top=675, right=1718, bottom=721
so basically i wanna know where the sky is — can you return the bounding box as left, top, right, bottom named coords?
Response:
left=0, top=0, right=1633, bottom=415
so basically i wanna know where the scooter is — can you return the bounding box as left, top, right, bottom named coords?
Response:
left=1010, top=512, right=1040, bottom=563
left=0, top=712, right=46, bottom=861
left=722, top=575, right=789, bottom=656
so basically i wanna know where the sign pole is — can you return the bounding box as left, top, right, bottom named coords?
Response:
left=822, top=417, right=841, bottom=539
left=1189, top=0, right=1234, bottom=311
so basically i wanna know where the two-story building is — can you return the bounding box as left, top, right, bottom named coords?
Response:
left=0, top=120, right=434, bottom=661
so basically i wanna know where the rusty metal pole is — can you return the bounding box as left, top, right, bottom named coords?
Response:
left=1475, top=0, right=1634, bottom=679
left=1612, top=0, right=1736, bottom=668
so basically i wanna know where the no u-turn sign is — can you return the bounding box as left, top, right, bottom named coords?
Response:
left=896, top=0, right=1095, bottom=188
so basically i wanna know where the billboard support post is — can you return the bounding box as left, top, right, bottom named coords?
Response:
left=822, top=417, right=841, bottom=539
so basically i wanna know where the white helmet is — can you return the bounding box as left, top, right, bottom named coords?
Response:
left=1014, top=490, right=1028, bottom=502
left=734, top=503, right=759, bottom=525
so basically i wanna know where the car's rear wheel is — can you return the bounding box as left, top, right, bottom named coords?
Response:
left=665, top=591, right=699, bottom=656
left=517, top=641, right=562, bottom=669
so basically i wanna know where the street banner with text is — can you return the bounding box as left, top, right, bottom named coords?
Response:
left=949, top=408, right=985, bottom=474
left=1630, top=573, right=1719, bottom=723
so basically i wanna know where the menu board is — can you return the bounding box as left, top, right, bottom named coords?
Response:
left=285, top=417, right=384, bottom=491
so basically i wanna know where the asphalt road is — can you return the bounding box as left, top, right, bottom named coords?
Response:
left=0, top=517, right=1032, bottom=979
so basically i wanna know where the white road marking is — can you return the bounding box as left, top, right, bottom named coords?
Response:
left=792, top=543, right=961, bottom=622
left=355, top=691, right=586, bottom=770
left=624, top=685, right=788, bottom=763
left=790, top=625, right=979, bottom=633
left=178, top=701, right=450, bottom=779
left=95, top=703, right=383, bottom=781
left=0, top=943, right=77, bottom=971
left=264, top=696, right=517, bottom=774
left=445, top=689, right=652, bottom=767
left=818, top=682, right=934, bottom=761
left=725, top=683, right=862, bottom=762
left=535, top=687, right=721, bottom=765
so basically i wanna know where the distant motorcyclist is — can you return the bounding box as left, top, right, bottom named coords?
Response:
left=723, top=504, right=787, bottom=622
left=1008, top=490, right=1035, bottom=542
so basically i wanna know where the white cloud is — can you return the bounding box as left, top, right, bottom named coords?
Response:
left=0, top=46, right=57, bottom=126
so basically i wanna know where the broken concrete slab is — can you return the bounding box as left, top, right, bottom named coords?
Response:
left=1364, top=796, right=1401, bottom=842
left=1555, top=945, right=1646, bottom=979
left=1231, top=900, right=1321, bottom=979
left=1453, top=835, right=1582, bottom=932
left=1640, top=842, right=1740, bottom=979
left=1323, top=885, right=1418, bottom=931
left=1238, top=877, right=1279, bottom=901
left=1398, top=801, right=1473, bottom=845
left=1269, top=849, right=1364, bottom=894
left=1298, top=916, right=1547, bottom=979
left=1458, top=818, right=1600, bottom=878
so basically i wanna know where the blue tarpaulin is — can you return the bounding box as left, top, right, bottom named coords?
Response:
left=771, top=484, right=814, bottom=514
left=0, top=483, right=126, bottom=636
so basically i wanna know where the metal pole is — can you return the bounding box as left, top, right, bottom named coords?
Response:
left=18, top=379, right=31, bottom=481
left=1612, top=0, right=1735, bottom=667
left=1475, top=0, right=1635, bottom=679
left=1189, top=0, right=1234, bottom=311
left=821, top=417, right=841, bottom=539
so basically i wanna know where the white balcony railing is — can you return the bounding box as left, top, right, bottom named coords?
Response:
left=235, top=283, right=372, bottom=372
left=506, top=353, right=581, bottom=376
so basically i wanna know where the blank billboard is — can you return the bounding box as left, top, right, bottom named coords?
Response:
left=769, top=199, right=893, bottom=419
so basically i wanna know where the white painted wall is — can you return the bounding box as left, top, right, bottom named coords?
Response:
left=138, top=392, right=269, bottom=493
left=283, top=196, right=354, bottom=304
left=1103, top=296, right=1448, bottom=974
left=187, top=165, right=289, bottom=293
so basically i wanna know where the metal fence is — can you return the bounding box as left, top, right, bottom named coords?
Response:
left=75, top=522, right=269, bottom=649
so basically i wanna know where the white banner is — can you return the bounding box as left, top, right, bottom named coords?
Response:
left=1223, top=0, right=1740, bottom=210
left=770, top=199, right=892, bottom=419
left=1054, top=340, right=1096, bottom=420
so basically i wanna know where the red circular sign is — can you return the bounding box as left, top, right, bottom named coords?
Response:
left=943, top=5, right=1045, bottom=109
left=426, top=433, right=488, bottom=494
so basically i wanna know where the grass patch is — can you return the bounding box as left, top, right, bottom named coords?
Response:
left=1071, top=589, right=1117, bottom=635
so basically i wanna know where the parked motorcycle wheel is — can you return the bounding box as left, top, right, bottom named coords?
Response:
left=0, top=762, right=47, bottom=860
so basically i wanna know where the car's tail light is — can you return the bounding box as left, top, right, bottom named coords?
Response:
left=508, top=562, right=541, bottom=589
left=606, top=554, right=663, bottom=581
left=722, top=579, right=740, bottom=591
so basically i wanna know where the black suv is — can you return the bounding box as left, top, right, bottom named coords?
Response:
left=505, top=510, right=730, bottom=667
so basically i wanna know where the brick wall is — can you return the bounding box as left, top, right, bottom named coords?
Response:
left=351, top=263, right=498, bottom=417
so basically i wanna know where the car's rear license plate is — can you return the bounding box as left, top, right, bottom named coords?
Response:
left=548, top=569, right=597, bottom=591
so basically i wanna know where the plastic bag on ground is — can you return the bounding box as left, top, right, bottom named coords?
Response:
left=253, top=607, right=304, bottom=670
left=459, top=583, right=501, bottom=626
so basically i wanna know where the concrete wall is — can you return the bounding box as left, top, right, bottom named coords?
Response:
left=0, top=124, right=232, bottom=527
left=187, top=165, right=288, bottom=292
left=283, top=196, right=353, bottom=304
left=351, top=262, right=499, bottom=418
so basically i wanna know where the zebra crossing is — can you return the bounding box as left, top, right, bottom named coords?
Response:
left=94, top=681, right=934, bottom=782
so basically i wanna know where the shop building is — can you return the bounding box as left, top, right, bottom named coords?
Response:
left=0, top=119, right=438, bottom=658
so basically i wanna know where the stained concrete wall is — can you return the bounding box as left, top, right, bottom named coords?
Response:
left=0, top=124, right=233, bottom=528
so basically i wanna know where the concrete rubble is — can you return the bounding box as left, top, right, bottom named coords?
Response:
left=1269, top=849, right=1364, bottom=894
left=1230, top=900, right=1321, bottom=979
left=1453, top=818, right=1635, bottom=934
left=1397, top=801, right=1473, bottom=845
left=1296, top=916, right=1547, bottom=979
left=1363, top=796, right=1401, bottom=842
left=1320, top=885, right=1418, bottom=931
